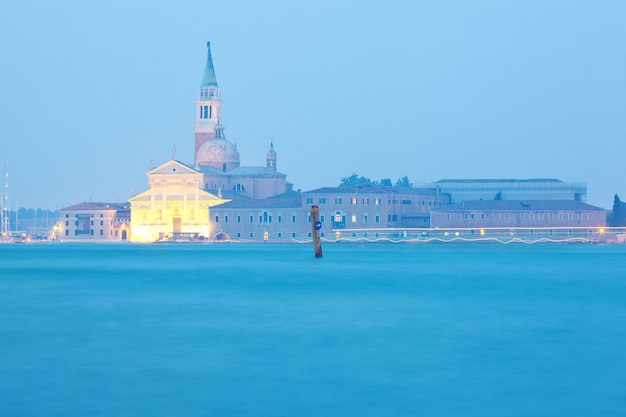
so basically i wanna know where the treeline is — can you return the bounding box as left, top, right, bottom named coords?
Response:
left=339, top=173, right=412, bottom=188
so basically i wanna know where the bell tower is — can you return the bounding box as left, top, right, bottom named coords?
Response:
left=194, top=41, right=222, bottom=165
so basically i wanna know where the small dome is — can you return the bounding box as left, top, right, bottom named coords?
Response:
left=197, top=138, right=240, bottom=166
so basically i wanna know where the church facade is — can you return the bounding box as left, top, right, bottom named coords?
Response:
left=128, top=160, right=229, bottom=242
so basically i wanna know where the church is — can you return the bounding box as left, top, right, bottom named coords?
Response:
left=193, top=42, right=289, bottom=199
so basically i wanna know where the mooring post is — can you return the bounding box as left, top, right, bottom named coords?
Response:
left=311, top=205, right=322, bottom=258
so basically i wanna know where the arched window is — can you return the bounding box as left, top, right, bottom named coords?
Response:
left=232, top=184, right=246, bottom=192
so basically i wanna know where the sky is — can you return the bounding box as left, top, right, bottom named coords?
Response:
left=1, top=0, right=624, bottom=210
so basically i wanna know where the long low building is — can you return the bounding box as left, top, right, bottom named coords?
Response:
left=430, top=200, right=606, bottom=229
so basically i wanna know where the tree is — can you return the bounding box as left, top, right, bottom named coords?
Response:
left=339, top=173, right=372, bottom=187
left=380, top=178, right=393, bottom=187
left=395, top=175, right=412, bottom=188
left=612, top=194, right=625, bottom=226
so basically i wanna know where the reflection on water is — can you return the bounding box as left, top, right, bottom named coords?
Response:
left=1, top=243, right=626, bottom=416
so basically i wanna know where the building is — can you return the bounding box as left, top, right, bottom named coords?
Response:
left=59, top=202, right=130, bottom=240
left=129, top=160, right=229, bottom=242
left=427, top=179, right=587, bottom=203
left=430, top=200, right=607, bottom=241
left=209, top=189, right=303, bottom=241
left=303, top=182, right=449, bottom=230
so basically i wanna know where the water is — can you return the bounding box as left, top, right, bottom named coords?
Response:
left=1, top=243, right=625, bottom=416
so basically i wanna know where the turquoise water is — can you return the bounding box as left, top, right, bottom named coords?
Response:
left=1, top=243, right=625, bottom=416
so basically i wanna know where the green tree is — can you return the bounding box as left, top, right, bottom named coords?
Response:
left=395, top=175, right=412, bottom=188
left=339, top=173, right=372, bottom=187
left=380, top=178, right=392, bottom=187
left=612, top=194, right=625, bottom=226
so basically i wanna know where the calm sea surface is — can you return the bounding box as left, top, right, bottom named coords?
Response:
left=1, top=243, right=625, bottom=416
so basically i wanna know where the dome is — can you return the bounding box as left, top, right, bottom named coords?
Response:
left=197, top=138, right=240, bottom=168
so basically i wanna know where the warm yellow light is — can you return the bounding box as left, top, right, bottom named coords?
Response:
left=480, top=229, right=485, bottom=236
left=444, top=232, right=449, bottom=237
left=455, top=232, right=459, bottom=237
left=599, top=228, right=605, bottom=234
left=335, top=231, right=341, bottom=240
left=351, top=215, right=356, bottom=223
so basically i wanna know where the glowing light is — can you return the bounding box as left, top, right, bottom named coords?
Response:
left=455, top=232, right=459, bottom=237
left=599, top=228, right=605, bottom=234
left=480, top=229, right=485, bottom=236
left=335, top=231, right=341, bottom=240
left=444, top=232, right=449, bottom=237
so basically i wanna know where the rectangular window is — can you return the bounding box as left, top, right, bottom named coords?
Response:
left=549, top=213, right=554, bottom=221
left=225, top=215, right=229, bottom=223
left=480, top=213, right=485, bottom=220
left=250, top=232, right=254, bottom=238
left=568, top=214, right=573, bottom=220
left=392, top=214, right=398, bottom=222
left=374, top=198, right=381, bottom=205
left=65, top=214, right=69, bottom=218
left=308, top=214, right=312, bottom=223
left=100, top=220, right=104, bottom=226
left=558, top=213, right=563, bottom=220
left=363, top=215, right=368, bottom=223
left=237, top=215, right=241, bottom=223
left=588, top=214, right=593, bottom=220
left=401, top=200, right=412, bottom=205
left=292, top=232, right=296, bottom=238
left=215, top=215, right=219, bottom=223
left=100, top=229, right=103, bottom=236
left=278, top=215, right=282, bottom=223
left=499, top=213, right=504, bottom=220
left=308, top=232, right=312, bottom=238
left=447, top=213, right=451, bottom=220
left=278, top=232, right=282, bottom=238
left=351, top=198, right=357, bottom=205
left=65, top=230, right=69, bottom=236
left=292, top=215, right=296, bottom=223
left=335, top=197, right=342, bottom=204
left=577, top=214, right=582, bottom=220
left=319, top=198, right=326, bottom=205
left=464, top=213, right=469, bottom=220
left=375, top=215, right=380, bottom=223
left=529, top=213, right=534, bottom=220
left=362, top=198, right=369, bottom=205
left=65, top=221, right=69, bottom=226
left=470, top=213, right=475, bottom=220
left=519, top=214, right=523, bottom=220
left=351, top=215, right=357, bottom=223
left=539, top=214, right=544, bottom=220
left=250, top=215, right=253, bottom=223
left=306, top=197, right=313, bottom=204
left=320, top=215, right=325, bottom=222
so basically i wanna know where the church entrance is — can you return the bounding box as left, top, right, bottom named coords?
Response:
left=172, top=217, right=182, bottom=233
left=121, top=230, right=127, bottom=240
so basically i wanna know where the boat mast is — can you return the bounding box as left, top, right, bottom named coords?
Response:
left=2, top=162, right=8, bottom=236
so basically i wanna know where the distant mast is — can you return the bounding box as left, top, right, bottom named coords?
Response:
left=2, top=162, right=9, bottom=236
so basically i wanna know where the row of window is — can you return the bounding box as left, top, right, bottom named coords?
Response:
left=305, top=197, right=436, bottom=206
left=306, top=197, right=383, bottom=205
left=65, top=213, right=106, bottom=218
left=215, top=213, right=297, bottom=224
left=456, top=212, right=594, bottom=221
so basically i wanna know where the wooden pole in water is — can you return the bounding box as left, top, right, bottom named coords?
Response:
left=310, top=205, right=322, bottom=258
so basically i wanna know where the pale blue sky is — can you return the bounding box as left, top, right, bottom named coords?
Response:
left=1, top=0, right=624, bottom=209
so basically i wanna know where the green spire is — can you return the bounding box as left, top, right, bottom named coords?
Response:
left=201, top=41, right=218, bottom=87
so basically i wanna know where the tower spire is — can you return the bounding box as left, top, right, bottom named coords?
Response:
left=201, top=41, right=218, bottom=87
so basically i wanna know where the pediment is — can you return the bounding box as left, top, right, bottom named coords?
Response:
left=147, top=160, right=200, bottom=176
